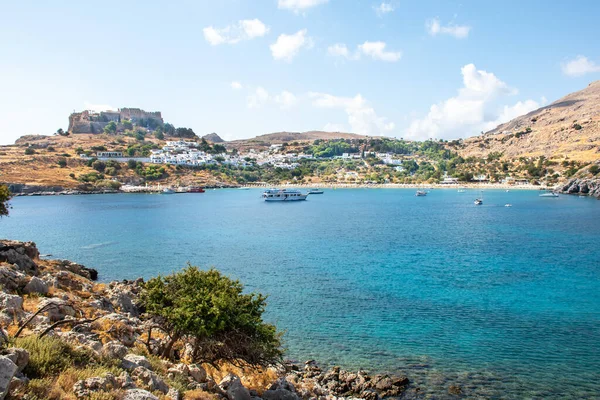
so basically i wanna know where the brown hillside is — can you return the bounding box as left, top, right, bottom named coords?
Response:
left=458, top=81, right=600, bottom=161
left=226, top=131, right=373, bottom=151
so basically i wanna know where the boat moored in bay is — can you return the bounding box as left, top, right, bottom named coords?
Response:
left=262, top=188, right=308, bottom=201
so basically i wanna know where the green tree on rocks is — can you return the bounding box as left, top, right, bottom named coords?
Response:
left=0, top=184, right=11, bottom=217
left=140, top=266, right=283, bottom=367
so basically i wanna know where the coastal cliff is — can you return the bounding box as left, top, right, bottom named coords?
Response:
left=0, top=240, right=417, bottom=400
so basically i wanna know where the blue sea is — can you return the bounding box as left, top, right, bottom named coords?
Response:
left=2, top=189, right=600, bottom=399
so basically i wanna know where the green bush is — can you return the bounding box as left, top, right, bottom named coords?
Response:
left=573, top=123, right=582, bottom=130
left=24, top=147, right=35, bottom=155
left=0, top=184, right=11, bottom=217
left=589, top=165, right=599, bottom=175
left=57, top=158, right=67, bottom=168
left=14, top=335, right=92, bottom=378
left=141, top=266, right=283, bottom=366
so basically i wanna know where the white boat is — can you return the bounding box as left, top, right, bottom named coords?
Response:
left=162, top=188, right=175, bottom=194
left=415, top=190, right=427, bottom=197
left=308, top=188, right=324, bottom=194
left=505, top=203, right=512, bottom=207
left=262, top=188, right=308, bottom=201
left=238, top=187, right=250, bottom=190
left=457, top=189, right=465, bottom=193
left=474, top=190, right=483, bottom=205
left=539, top=192, right=559, bottom=198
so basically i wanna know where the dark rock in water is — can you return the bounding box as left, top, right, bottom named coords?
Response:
left=448, top=384, right=463, bottom=395
left=55, top=259, right=98, bottom=281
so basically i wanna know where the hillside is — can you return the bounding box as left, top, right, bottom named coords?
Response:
left=458, top=81, right=600, bottom=161
left=202, top=132, right=225, bottom=143
left=226, top=131, right=372, bottom=151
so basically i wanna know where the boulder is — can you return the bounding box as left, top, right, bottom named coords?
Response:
left=23, top=276, right=49, bottom=295
left=0, top=293, right=23, bottom=310
left=55, top=259, right=98, bottom=281
left=107, top=284, right=140, bottom=317
left=123, top=388, right=159, bottom=400
left=219, top=374, right=252, bottom=400
left=72, top=373, right=118, bottom=399
left=1, top=348, right=29, bottom=373
left=188, top=364, right=207, bottom=383
left=0, top=266, right=27, bottom=292
left=122, top=354, right=152, bottom=370
left=167, top=388, right=181, bottom=400
left=38, top=298, right=77, bottom=322
left=117, top=371, right=136, bottom=389
left=131, top=366, right=169, bottom=394
left=0, top=241, right=39, bottom=275
left=102, top=341, right=129, bottom=359
left=0, top=356, right=18, bottom=400
left=262, top=388, right=300, bottom=400
left=167, top=363, right=189, bottom=379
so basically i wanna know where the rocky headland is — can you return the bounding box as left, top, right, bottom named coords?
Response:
left=0, top=240, right=420, bottom=400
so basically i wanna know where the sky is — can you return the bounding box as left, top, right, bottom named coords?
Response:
left=1, top=0, right=600, bottom=145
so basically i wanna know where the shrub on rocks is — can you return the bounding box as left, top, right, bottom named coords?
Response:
left=140, top=266, right=282, bottom=366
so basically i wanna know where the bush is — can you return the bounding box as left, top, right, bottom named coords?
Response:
left=0, top=184, right=11, bottom=217
left=57, top=158, right=67, bottom=168
left=127, top=159, right=137, bottom=169
left=589, top=165, right=599, bottom=175
left=24, top=147, right=35, bottom=155
left=14, top=335, right=93, bottom=378
left=573, top=123, right=582, bottom=130
left=92, top=160, right=106, bottom=172
left=140, top=266, right=283, bottom=367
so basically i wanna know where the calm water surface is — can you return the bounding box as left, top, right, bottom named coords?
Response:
left=2, top=189, right=600, bottom=399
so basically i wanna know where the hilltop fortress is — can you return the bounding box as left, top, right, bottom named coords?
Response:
left=68, top=107, right=163, bottom=134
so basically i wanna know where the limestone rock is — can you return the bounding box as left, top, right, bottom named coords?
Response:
left=123, top=388, right=159, bottom=400
left=72, top=373, right=118, bottom=399
left=0, top=266, right=27, bottom=293
left=1, top=348, right=29, bottom=373
left=23, top=276, right=49, bottom=295
left=219, top=374, right=251, bottom=400
left=0, top=241, right=39, bottom=275
left=0, top=356, right=18, bottom=400
left=102, top=341, right=129, bottom=359
left=107, top=283, right=140, bottom=317
left=188, top=364, right=207, bottom=383
left=167, top=388, right=181, bottom=400
left=117, top=371, right=136, bottom=389
left=38, top=298, right=77, bottom=322
left=123, top=354, right=152, bottom=370
left=131, top=366, right=169, bottom=394
left=0, top=293, right=23, bottom=310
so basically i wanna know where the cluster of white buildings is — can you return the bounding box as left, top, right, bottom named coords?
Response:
left=149, top=141, right=251, bottom=167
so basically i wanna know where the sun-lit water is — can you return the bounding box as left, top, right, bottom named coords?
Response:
left=2, top=189, right=600, bottom=399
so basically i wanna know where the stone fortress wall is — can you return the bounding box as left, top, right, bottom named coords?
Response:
left=68, top=108, right=163, bottom=134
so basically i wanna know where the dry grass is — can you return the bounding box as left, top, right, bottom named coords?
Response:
left=90, top=318, right=135, bottom=344
left=203, top=363, right=279, bottom=394
left=183, top=389, right=217, bottom=400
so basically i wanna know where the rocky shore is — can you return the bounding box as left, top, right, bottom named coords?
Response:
left=557, top=177, right=600, bottom=198
left=0, top=240, right=422, bottom=400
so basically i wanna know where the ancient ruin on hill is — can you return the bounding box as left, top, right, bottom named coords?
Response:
left=68, top=108, right=163, bottom=134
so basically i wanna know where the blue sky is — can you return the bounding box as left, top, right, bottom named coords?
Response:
left=1, top=0, right=600, bottom=145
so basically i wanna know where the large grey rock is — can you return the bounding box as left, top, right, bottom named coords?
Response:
left=167, top=387, right=181, bottom=400
left=262, top=388, right=301, bottom=400
left=38, top=298, right=77, bottom=322
left=107, top=281, right=140, bottom=317
left=0, top=241, right=39, bottom=275
left=0, top=266, right=27, bottom=292
left=0, top=356, right=18, bottom=400
left=1, top=348, right=29, bottom=373
left=131, top=366, right=169, bottom=394
left=0, top=293, right=23, bottom=310
left=123, top=354, right=152, bottom=370
left=102, top=341, right=129, bottom=359
left=219, top=374, right=251, bottom=400
left=188, top=364, right=207, bottom=383
left=72, top=373, right=118, bottom=399
left=123, top=388, right=159, bottom=400
left=23, top=276, right=49, bottom=295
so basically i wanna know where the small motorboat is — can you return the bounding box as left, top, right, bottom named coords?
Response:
left=474, top=198, right=483, bottom=205
left=308, top=188, right=324, bottom=194
left=238, top=187, right=250, bottom=190
left=162, top=188, right=175, bottom=194
left=188, top=187, right=205, bottom=193
left=539, top=192, right=559, bottom=198
left=505, top=203, right=512, bottom=207
left=415, top=190, right=427, bottom=197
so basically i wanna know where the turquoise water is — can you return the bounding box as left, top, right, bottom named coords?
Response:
left=2, top=189, right=600, bottom=398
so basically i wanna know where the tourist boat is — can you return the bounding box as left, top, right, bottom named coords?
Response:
left=474, top=198, right=483, bottom=205
left=308, top=188, right=324, bottom=194
left=505, top=203, right=512, bottom=207
left=188, top=187, right=205, bottom=193
left=539, top=192, right=559, bottom=198
left=262, top=188, right=308, bottom=201
left=415, top=190, right=427, bottom=196
left=238, top=187, right=250, bottom=190
left=162, top=188, right=175, bottom=194
left=457, top=189, right=465, bottom=193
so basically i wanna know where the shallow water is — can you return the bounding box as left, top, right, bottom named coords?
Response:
left=2, top=189, right=600, bottom=398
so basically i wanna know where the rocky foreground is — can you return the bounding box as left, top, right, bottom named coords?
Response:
left=0, top=240, right=422, bottom=400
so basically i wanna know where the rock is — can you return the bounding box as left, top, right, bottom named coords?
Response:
left=72, top=373, right=118, bottom=398
left=448, top=384, right=462, bottom=395
left=122, top=354, right=152, bottom=370
left=360, top=389, right=379, bottom=400
left=23, top=276, right=49, bottom=295
left=117, top=371, right=136, bottom=389
left=131, top=366, right=169, bottom=394
left=167, top=363, right=189, bottom=379
left=188, top=364, right=207, bottom=383
left=55, top=259, right=98, bottom=280
left=0, top=241, right=39, bottom=275
left=102, top=341, right=129, bottom=359
left=393, top=376, right=409, bottom=387
left=262, top=389, right=300, bottom=400
left=0, top=356, right=18, bottom=400
left=38, top=298, right=77, bottom=322
left=0, top=266, right=27, bottom=292
left=87, top=297, right=115, bottom=312
left=0, top=293, right=23, bottom=310
left=167, top=388, right=181, bottom=400
left=219, top=374, right=252, bottom=400
left=268, top=377, right=296, bottom=392
left=1, top=348, right=29, bottom=373
left=123, top=388, right=159, bottom=400
left=107, top=281, right=141, bottom=317
left=374, top=375, right=394, bottom=391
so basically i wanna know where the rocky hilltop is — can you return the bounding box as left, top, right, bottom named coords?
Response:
left=202, top=133, right=225, bottom=143
left=0, top=240, right=418, bottom=400
left=458, top=81, right=600, bottom=161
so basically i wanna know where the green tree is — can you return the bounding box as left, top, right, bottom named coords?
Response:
left=155, top=130, right=165, bottom=140
left=103, top=121, right=117, bottom=134
left=140, top=266, right=283, bottom=367
left=0, top=184, right=11, bottom=217
left=122, top=119, right=133, bottom=130
left=127, top=159, right=137, bottom=169
left=57, top=158, right=67, bottom=168
left=24, top=147, right=35, bottom=155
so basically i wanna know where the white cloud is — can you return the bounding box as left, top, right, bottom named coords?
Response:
left=310, top=92, right=395, bottom=135
left=426, top=18, right=471, bottom=39
left=561, top=55, right=600, bottom=77
left=230, top=81, right=243, bottom=90
left=274, top=91, right=298, bottom=109
left=278, top=0, right=328, bottom=13
left=84, top=102, right=116, bottom=112
left=374, top=2, right=394, bottom=17
left=406, top=63, right=538, bottom=140
left=203, top=19, right=269, bottom=46
left=358, top=41, right=401, bottom=62
left=328, top=41, right=401, bottom=62
left=270, top=29, right=312, bottom=62
left=247, top=87, right=270, bottom=109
